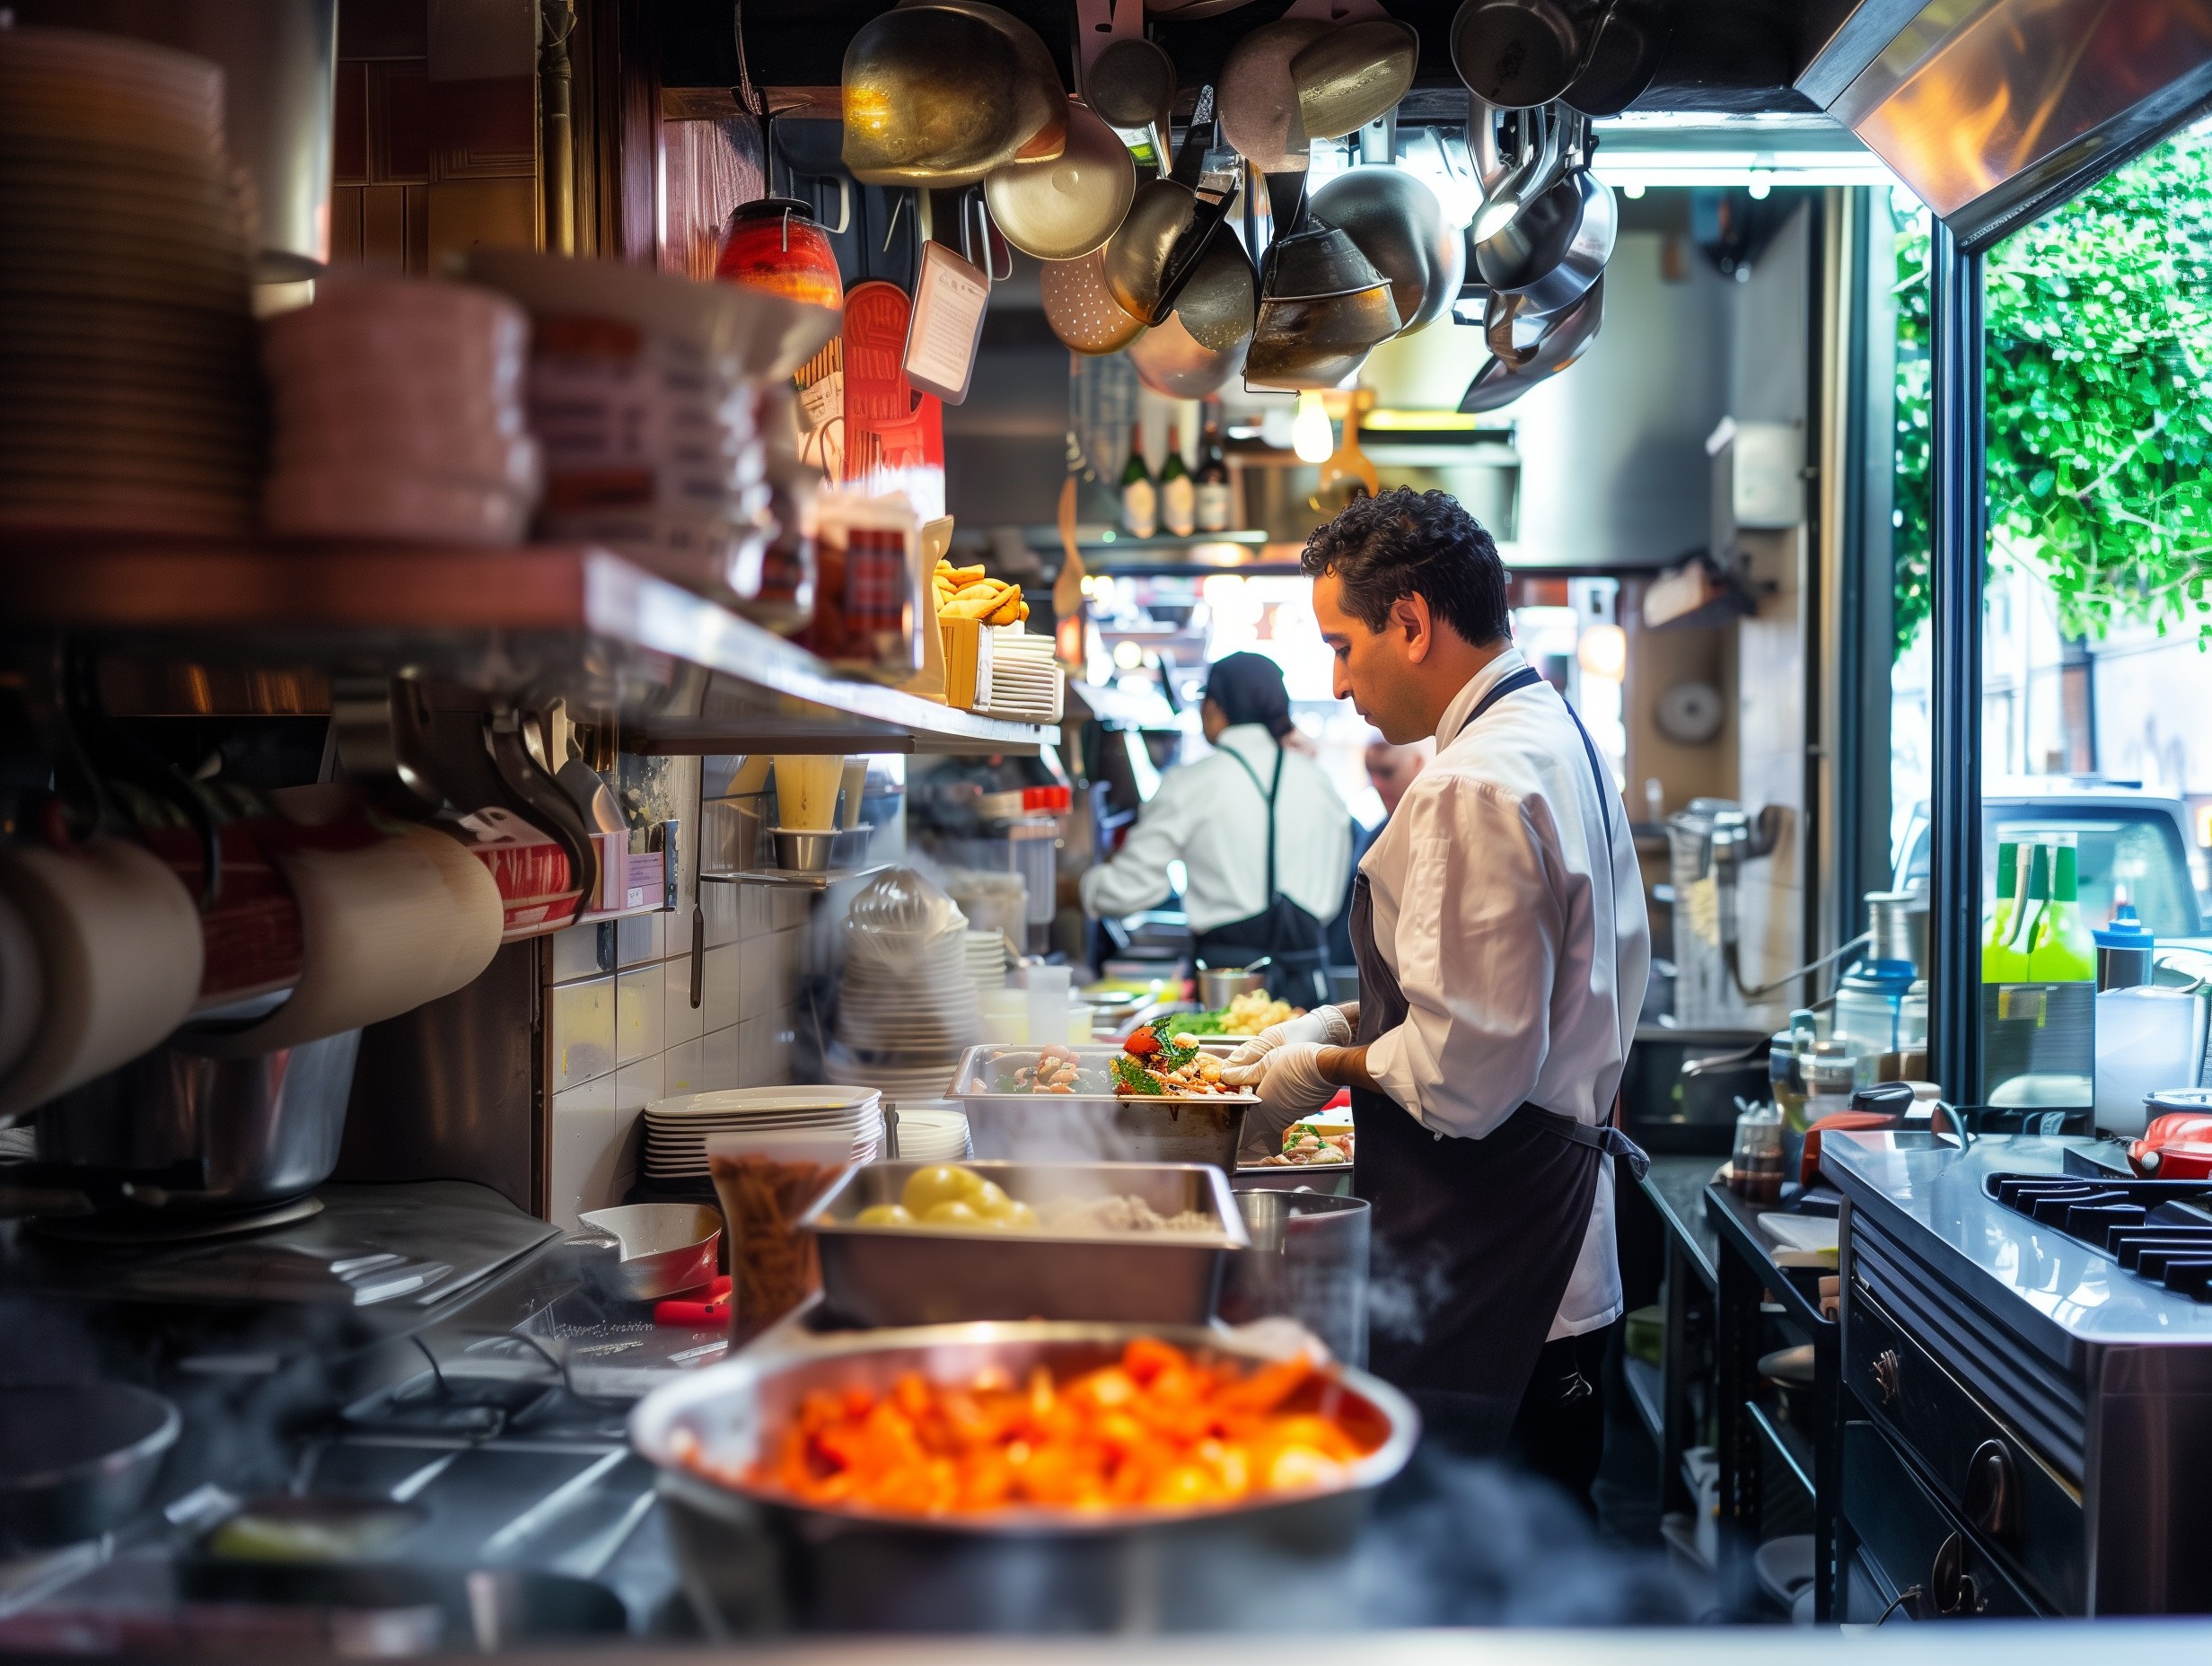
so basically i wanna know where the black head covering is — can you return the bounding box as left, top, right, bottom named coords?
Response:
left=1203, top=652, right=1294, bottom=739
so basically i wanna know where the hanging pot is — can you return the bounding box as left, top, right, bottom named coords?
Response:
left=1102, top=85, right=1238, bottom=327
left=1459, top=273, right=1603, bottom=411
left=1450, top=0, right=1584, bottom=110
left=1172, top=223, right=1259, bottom=355
left=1041, top=246, right=1146, bottom=354
left=841, top=4, right=1065, bottom=187
left=714, top=197, right=846, bottom=311
left=1129, top=311, right=1246, bottom=398
left=1474, top=147, right=1614, bottom=315
left=1218, top=16, right=1331, bottom=172
left=984, top=99, right=1137, bottom=260
left=1246, top=186, right=1401, bottom=391
left=1563, top=0, right=1672, bottom=117
left=1291, top=17, right=1419, bottom=141
left=1308, top=166, right=1465, bottom=335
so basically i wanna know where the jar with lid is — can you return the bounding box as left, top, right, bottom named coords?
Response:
left=1834, top=962, right=1914, bottom=1059
left=1731, top=1102, right=1786, bottom=1204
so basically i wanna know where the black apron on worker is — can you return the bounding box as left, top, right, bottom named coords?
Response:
left=1191, top=740, right=1331, bottom=1010
left=1350, top=665, right=1648, bottom=1450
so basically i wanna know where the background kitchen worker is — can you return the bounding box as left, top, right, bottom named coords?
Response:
left=1080, top=652, right=1350, bottom=1008
left=1225, top=487, right=1649, bottom=1509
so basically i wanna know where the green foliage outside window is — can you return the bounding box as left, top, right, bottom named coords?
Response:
left=1891, top=123, right=2212, bottom=657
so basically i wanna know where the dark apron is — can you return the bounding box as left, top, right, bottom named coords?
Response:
left=1192, top=740, right=1330, bottom=1009
left=1351, top=664, right=1648, bottom=1445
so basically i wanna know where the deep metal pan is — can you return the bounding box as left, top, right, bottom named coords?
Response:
left=0, top=1382, right=180, bottom=1550
left=801, top=1159, right=1247, bottom=1328
left=947, top=1042, right=1256, bottom=1166
left=630, top=1320, right=1420, bottom=1635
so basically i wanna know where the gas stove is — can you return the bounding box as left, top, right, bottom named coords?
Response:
left=1822, top=1132, right=2212, bottom=1618
left=1988, top=1174, right=2212, bottom=1300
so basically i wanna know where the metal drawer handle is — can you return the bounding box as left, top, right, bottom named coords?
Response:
left=1928, top=1531, right=1986, bottom=1618
left=1963, top=1439, right=2016, bottom=1538
left=1873, top=1346, right=1901, bottom=1405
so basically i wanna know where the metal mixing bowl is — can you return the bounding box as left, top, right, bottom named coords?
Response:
left=630, top=1320, right=1419, bottom=1634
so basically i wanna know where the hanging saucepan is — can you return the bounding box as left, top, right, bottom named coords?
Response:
left=1468, top=95, right=1564, bottom=242
left=1291, top=16, right=1420, bottom=141
left=1309, top=166, right=1466, bottom=335
left=1080, top=0, right=1177, bottom=164
left=1474, top=125, right=1615, bottom=317
left=985, top=99, right=1137, bottom=260
left=1245, top=180, right=1402, bottom=390
left=1459, top=273, right=1603, bottom=412
left=1041, top=245, right=1146, bottom=354
left=1129, top=311, right=1247, bottom=398
left=1102, top=85, right=1238, bottom=326
left=1562, top=0, right=1672, bottom=117
left=842, top=3, right=1065, bottom=187
left=1451, top=0, right=1585, bottom=109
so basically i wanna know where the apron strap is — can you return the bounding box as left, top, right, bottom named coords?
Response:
left=1520, top=1105, right=1651, bottom=1181
left=1219, top=740, right=1284, bottom=907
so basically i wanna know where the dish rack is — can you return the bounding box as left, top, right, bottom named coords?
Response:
left=939, top=619, right=1065, bottom=722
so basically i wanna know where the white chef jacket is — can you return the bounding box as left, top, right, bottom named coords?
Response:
left=1360, top=649, right=1650, bottom=1339
left=1080, top=724, right=1353, bottom=934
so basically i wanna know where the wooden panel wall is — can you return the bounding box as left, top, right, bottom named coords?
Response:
left=659, top=118, right=766, bottom=279
left=330, top=0, right=541, bottom=274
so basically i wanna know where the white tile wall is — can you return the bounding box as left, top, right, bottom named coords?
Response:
left=541, top=781, right=812, bottom=1229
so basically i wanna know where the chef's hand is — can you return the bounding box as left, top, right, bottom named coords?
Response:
left=1221, top=1041, right=1339, bottom=1144
left=1221, top=1004, right=1352, bottom=1073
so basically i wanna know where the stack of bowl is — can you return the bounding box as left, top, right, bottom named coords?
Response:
left=0, top=26, right=259, bottom=535
left=259, top=278, right=539, bottom=543
left=826, top=870, right=982, bottom=1101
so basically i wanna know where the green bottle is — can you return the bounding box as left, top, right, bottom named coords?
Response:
left=1984, top=842, right=2045, bottom=984
left=2026, top=837, right=2096, bottom=983
left=1985, top=840, right=2020, bottom=955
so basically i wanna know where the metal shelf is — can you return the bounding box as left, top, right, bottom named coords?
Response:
left=1746, top=1399, right=1814, bottom=1499
left=3, top=537, right=1055, bottom=757
left=698, top=864, right=891, bottom=892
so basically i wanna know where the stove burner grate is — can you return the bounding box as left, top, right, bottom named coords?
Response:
left=1990, top=1173, right=2212, bottom=1300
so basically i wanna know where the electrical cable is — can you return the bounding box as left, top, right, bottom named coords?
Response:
left=1873, top=1583, right=1924, bottom=1625
left=1726, top=932, right=1871, bottom=1000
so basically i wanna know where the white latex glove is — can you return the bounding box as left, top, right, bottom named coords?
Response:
left=1221, top=1004, right=1352, bottom=1072
left=1222, top=1040, right=1339, bottom=1149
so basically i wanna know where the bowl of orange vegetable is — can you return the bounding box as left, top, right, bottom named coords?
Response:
left=630, top=1321, right=1418, bottom=1633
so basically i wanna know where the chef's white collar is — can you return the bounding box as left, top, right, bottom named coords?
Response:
left=1432, top=645, right=1531, bottom=750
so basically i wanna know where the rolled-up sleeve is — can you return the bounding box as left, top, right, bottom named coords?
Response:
left=1363, top=777, right=1563, bottom=1139
left=1079, top=772, right=1195, bottom=921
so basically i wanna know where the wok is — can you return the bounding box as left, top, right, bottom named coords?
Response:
left=1102, top=85, right=1236, bottom=327
left=631, top=1320, right=1419, bottom=1635
left=841, top=4, right=1064, bottom=188
left=1291, top=17, right=1419, bottom=141
left=0, top=1382, right=179, bottom=1549
left=1309, top=166, right=1466, bottom=335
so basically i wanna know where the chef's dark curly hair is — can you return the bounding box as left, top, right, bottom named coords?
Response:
left=1300, top=487, right=1509, bottom=646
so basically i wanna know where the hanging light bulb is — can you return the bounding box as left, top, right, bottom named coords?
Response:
left=1292, top=391, right=1334, bottom=463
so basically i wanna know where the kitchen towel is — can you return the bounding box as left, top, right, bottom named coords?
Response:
left=184, top=825, right=503, bottom=1058
left=0, top=837, right=204, bottom=1121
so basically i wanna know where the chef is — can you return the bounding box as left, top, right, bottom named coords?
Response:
left=1080, top=653, right=1350, bottom=1007
left=1224, top=487, right=1649, bottom=1507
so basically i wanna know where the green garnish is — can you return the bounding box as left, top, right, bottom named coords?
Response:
left=1111, top=1054, right=1165, bottom=1096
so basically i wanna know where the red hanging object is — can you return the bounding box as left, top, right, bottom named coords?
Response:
left=714, top=197, right=845, bottom=311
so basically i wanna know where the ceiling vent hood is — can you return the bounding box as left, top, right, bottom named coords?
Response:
left=1797, top=0, right=2212, bottom=247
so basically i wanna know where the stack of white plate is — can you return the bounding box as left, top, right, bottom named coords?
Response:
left=893, top=1104, right=972, bottom=1162
left=975, top=632, right=1066, bottom=722
left=259, top=277, right=540, bottom=543
left=641, top=1085, right=882, bottom=1181
left=0, top=27, right=259, bottom=536
left=964, top=929, right=1008, bottom=991
left=822, top=1045, right=962, bottom=1100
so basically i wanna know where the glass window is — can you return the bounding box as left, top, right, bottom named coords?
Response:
left=1962, top=117, right=2212, bottom=1103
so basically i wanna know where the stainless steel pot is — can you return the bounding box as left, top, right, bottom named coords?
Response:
left=1197, top=964, right=1269, bottom=1008
left=1474, top=159, right=1615, bottom=315
left=630, top=1320, right=1419, bottom=1634
left=1219, top=1189, right=1371, bottom=1367
left=34, top=1029, right=360, bottom=1211
left=0, top=1383, right=180, bottom=1550
left=1309, top=166, right=1467, bottom=336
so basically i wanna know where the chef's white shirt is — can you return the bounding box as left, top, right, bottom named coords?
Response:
left=1360, top=648, right=1650, bottom=1339
left=1080, top=724, right=1353, bottom=934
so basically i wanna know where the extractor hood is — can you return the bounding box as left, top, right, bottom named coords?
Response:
left=1797, top=0, right=2212, bottom=247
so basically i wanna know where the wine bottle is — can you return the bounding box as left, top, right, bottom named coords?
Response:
left=1194, top=402, right=1232, bottom=532
left=1160, top=443, right=1194, bottom=538
left=1119, top=420, right=1155, bottom=539
left=2026, top=834, right=2096, bottom=983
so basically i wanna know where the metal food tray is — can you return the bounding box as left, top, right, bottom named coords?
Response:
left=946, top=1043, right=1255, bottom=1168
left=801, top=1161, right=1248, bottom=1328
